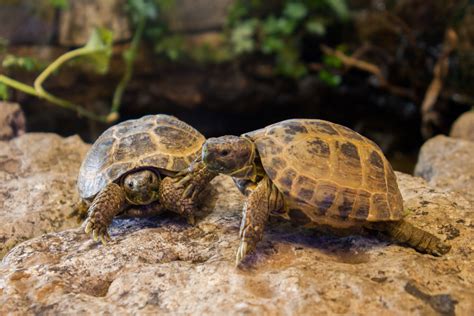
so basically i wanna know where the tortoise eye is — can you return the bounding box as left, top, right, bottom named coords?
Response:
left=127, top=181, right=134, bottom=188
left=221, top=150, right=229, bottom=156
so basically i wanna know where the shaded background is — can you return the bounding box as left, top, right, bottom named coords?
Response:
left=1, top=0, right=472, bottom=172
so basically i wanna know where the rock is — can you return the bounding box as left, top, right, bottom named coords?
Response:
left=450, top=111, right=474, bottom=142
left=59, top=0, right=132, bottom=46
left=415, top=135, right=474, bottom=202
left=0, top=133, right=89, bottom=258
left=1, top=173, right=472, bottom=315
left=0, top=102, right=26, bottom=140
left=163, top=0, right=235, bottom=33
left=0, top=0, right=55, bottom=45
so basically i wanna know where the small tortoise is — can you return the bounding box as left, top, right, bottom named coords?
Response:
left=201, top=119, right=451, bottom=265
left=77, top=114, right=216, bottom=243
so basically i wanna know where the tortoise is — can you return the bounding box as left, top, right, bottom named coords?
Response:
left=77, top=114, right=216, bottom=243
left=200, top=119, right=451, bottom=265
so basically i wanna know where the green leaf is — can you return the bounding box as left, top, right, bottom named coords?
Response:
left=283, top=2, right=307, bottom=21
left=231, top=19, right=257, bottom=54
left=0, top=82, right=9, bottom=101
left=82, top=28, right=114, bottom=74
left=262, top=36, right=284, bottom=54
left=325, top=0, right=349, bottom=19
left=306, top=20, right=326, bottom=35
left=127, top=0, right=157, bottom=23
left=319, top=70, right=341, bottom=86
left=155, top=35, right=185, bottom=60
left=49, top=0, right=69, bottom=9
left=2, top=54, right=42, bottom=72
left=323, top=55, right=342, bottom=68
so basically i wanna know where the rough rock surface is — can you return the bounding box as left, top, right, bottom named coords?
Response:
left=1, top=173, right=472, bottom=315
left=0, top=102, right=26, bottom=141
left=450, top=111, right=474, bottom=142
left=59, top=0, right=131, bottom=46
left=0, top=133, right=89, bottom=257
left=415, top=135, right=474, bottom=203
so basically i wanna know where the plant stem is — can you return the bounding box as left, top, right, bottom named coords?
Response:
left=0, top=74, right=107, bottom=122
left=110, top=16, right=146, bottom=119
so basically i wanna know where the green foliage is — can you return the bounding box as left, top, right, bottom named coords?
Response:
left=318, top=69, right=341, bottom=86
left=80, top=28, right=114, bottom=74
left=2, top=55, right=44, bottom=72
left=227, top=0, right=349, bottom=78
left=0, top=83, right=9, bottom=101
left=48, top=0, right=69, bottom=9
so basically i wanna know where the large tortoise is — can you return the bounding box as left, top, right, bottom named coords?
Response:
left=201, top=119, right=451, bottom=265
left=77, top=114, right=216, bottom=243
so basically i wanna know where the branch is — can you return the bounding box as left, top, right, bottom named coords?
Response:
left=320, top=45, right=415, bottom=99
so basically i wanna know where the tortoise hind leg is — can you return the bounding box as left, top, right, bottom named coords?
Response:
left=367, top=220, right=451, bottom=256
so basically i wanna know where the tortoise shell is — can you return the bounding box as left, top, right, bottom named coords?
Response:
left=244, top=119, right=404, bottom=226
left=78, top=115, right=205, bottom=200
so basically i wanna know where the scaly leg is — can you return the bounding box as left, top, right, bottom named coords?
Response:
left=160, top=159, right=217, bottom=224
left=83, top=183, right=127, bottom=244
left=367, top=220, right=451, bottom=256
left=174, top=159, right=217, bottom=200
left=236, top=176, right=284, bottom=266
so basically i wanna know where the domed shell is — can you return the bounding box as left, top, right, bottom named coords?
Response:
left=78, top=115, right=205, bottom=199
left=244, top=119, right=404, bottom=223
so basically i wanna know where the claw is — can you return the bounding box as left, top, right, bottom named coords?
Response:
left=99, top=232, right=108, bottom=245
left=84, top=221, right=93, bottom=234
left=182, top=184, right=194, bottom=199
left=235, top=241, right=249, bottom=267
left=176, top=174, right=192, bottom=188
left=92, top=229, right=99, bottom=242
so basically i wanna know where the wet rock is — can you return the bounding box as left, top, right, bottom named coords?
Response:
left=59, top=0, right=131, bottom=46
left=1, top=173, right=472, bottom=315
left=415, top=135, right=474, bottom=202
left=163, top=0, right=236, bottom=33
left=450, top=111, right=474, bottom=142
left=0, top=133, right=89, bottom=257
left=0, top=0, right=55, bottom=45
left=0, top=102, right=26, bottom=140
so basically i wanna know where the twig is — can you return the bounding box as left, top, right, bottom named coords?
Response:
left=420, top=28, right=458, bottom=138
left=320, top=45, right=415, bottom=99
left=109, top=16, right=146, bottom=123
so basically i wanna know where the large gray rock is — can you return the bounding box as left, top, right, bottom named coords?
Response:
left=0, top=0, right=55, bottom=45
left=0, top=102, right=26, bottom=140
left=0, top=133, right=89, bottom=257
left=450, top=111, right=474, bottom=142
left=415, top=135, right=474, bottom=202
left=1, top=173, right=472, bottom=315
left=58, top=0, right=132, bottom=46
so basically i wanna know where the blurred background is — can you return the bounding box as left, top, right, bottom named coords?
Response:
left=0, top=0, right=472, bottom=172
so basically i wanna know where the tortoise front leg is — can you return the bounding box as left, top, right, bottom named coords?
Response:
left=160, top=159, right=217, bottom=224
left=83, top=183, right=127, bottom=244
left=174, top=159, right=217, bottom=200
left=236, top=176, right=283, bottom=266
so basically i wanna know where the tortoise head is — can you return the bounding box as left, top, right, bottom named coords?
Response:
left=202, top=136, right=257, bottom=180
left=122, top=169, right=161, bottom=205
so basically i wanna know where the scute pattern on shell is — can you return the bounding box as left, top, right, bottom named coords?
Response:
left=244, top=119, right=404, bottom=224
left=78, top=115, right=205, bottom=199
